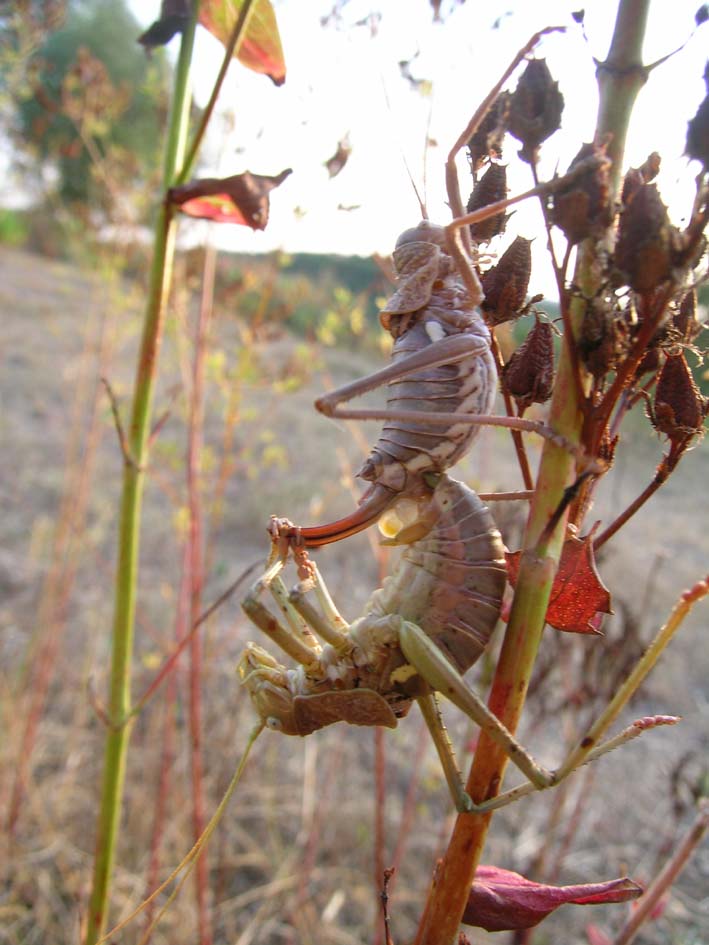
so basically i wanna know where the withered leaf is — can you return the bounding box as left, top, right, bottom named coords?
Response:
left=200, top=0, right=286, bottom=86
left=169, top=169, right=291, bottom=229
left=325, top=137, right=351, bottom=179
left=506, top=534, right=612, bottom=634
left=138, top=0, right=191, bottom=48
left=463, top=865, right=642, bottom=932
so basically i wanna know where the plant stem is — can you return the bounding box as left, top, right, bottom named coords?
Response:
left=177, top=0, right=257, bottom=185
left=84, top=11, right=199, bottom=944
left=413, top=5, right=651, bottom=942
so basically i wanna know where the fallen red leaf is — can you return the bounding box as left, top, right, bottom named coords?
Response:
left=463, top=865, right=642, bottom=932
left=169, top=169, right=291, bottom=229
left=200, top=0, right=286, bottom=86
left=506, top=533, right=612, bottom=633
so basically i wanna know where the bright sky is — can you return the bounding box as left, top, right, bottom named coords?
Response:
left=131, top=1, right=708, bottom=292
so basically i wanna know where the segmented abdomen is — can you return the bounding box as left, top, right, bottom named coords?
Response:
left=369, top=476, right=507, bottom=675
left=358, top=305, right=497, bottom=493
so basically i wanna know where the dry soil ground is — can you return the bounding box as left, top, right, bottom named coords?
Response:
left=1, top=245, right=708, bottom=944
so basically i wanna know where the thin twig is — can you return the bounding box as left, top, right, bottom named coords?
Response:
left=613, top=802, right=709, bottom=945
left=101, top=376, right=141, bottom=469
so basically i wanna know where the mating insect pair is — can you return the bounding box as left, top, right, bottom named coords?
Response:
left=237, top=30, right=673, bottom=813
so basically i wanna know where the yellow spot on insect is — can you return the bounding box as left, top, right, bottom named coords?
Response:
left=390, top=663, right=418, bottom=684
left=378, top=498, right=421, bottom=537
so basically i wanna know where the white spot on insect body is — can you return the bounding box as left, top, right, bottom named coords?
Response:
left=425, top=320, right=446, bottom=343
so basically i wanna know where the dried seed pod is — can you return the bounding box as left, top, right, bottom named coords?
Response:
left=674, top=288, right=703, bottom=344
left=549, top=143, right=611, bottom=244
left=467, top=91, right=511, bottom=176
left=621, top=152, right=661, bottom=205
left=579, top=296, right=630, bottom=379
left=634, top=346, right=661, bottom=380
left=615, top=184, right=679, bottom=293
left=481, top=236, right=532, bottom=325
left=466, top=163, right=508, bottom=243
left=686, top=86, right=709, bottom=167
left=649, top=352, right=708, bottom=445
left=507, top=59, right=564, bottom=164
left=502, top=317, right=555, bottom=410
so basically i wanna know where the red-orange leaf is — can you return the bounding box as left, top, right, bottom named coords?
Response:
left=506, top=534, right=612, bottom=634
left=200, top=0, right=286, bottom=86
left=463, top=865, right=642, bottom=932
left=169, top=169, right=291, bottom=229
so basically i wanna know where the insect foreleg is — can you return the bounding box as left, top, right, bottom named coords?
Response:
left=242, top=553, right=322, bottom=666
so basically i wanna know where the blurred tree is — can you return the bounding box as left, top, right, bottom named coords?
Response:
left=7, top=0, right=170, bottom=216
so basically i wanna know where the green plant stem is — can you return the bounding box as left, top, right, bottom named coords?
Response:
left=84, top=11, right=199, bottom=944
left=176, top=0, right=257, bottom=185
left=413, top=5, right=651, bottom=942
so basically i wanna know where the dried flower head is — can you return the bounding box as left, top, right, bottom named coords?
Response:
left=579, top=296, right=630, bottom=379
left=549, top=143, right=611, bottom=244
left=649, top=352, right=708, bottom=452
left=507, top=59, right=564, bottom=164
left=467, top=91, right=511, bottom=176
left=466, top=163, right=509, bottom=243
left=615, top=184, right=680, bottom=293
left=502, top=317, right=555, bottom=410
left=481, top=236, right=532, bottom=325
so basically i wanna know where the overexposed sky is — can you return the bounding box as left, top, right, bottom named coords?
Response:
left=131, top=1, right=707, bottom=291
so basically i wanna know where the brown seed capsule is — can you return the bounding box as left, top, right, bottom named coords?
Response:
left=507, top=59, right=564, bottom=164
left=466, top=163, right=509, bottom=243
left=467, top=91, right=511, bottom=177
left=481, top=236, right=532, bottom=325
left=650, top=352, right=708, bottom=445
left=674, top=288, right=702, bottom=344
left=615, top=184, right=679, bottom=293
left=621, top=152, right=661, bottom=205
left=549, top=143, right=611, bottom=245
left=579, top=296, right=630, bottom=379
left=502, top=318, right=555, bottom=410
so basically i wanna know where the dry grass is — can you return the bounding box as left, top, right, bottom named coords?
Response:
left=1, top=245, right=708, bottom=944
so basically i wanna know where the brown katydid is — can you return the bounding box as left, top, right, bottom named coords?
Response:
left=277, top=28, right=605, bottom=548
left=239, top=471, right=677, bottom=813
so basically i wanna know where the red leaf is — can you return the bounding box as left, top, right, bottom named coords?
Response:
left=463, top=865, right=642, bottom=932
left=169, top=169, right=291, bottom=229
left=200, top=0, right=286, bottom=86
left=506, top=533, right=612, bottom=634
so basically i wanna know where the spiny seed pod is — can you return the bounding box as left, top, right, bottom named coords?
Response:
left=674, top=288, right=703, bottom=344
left=507, top=59, right=564, bottom=164
left=467, top=91, right=511, bottom=177
left=579, top=297, right=630, bottom=379
left=615, top=184, right=679, bottom=293
left=502, top=318, right=555, bottom=411
left=650, top=352, right=708, bottom=445
left=549, top=143, right=611, bottom=245
left=621, top=152, right=662, bottom=205
left=481, top=236, right=532, bottom=325
left=634, top=346, right=661, bottom=380
left=466, top=163, right=508, bottom=243
left=686, top=86, right=709, bottom=168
